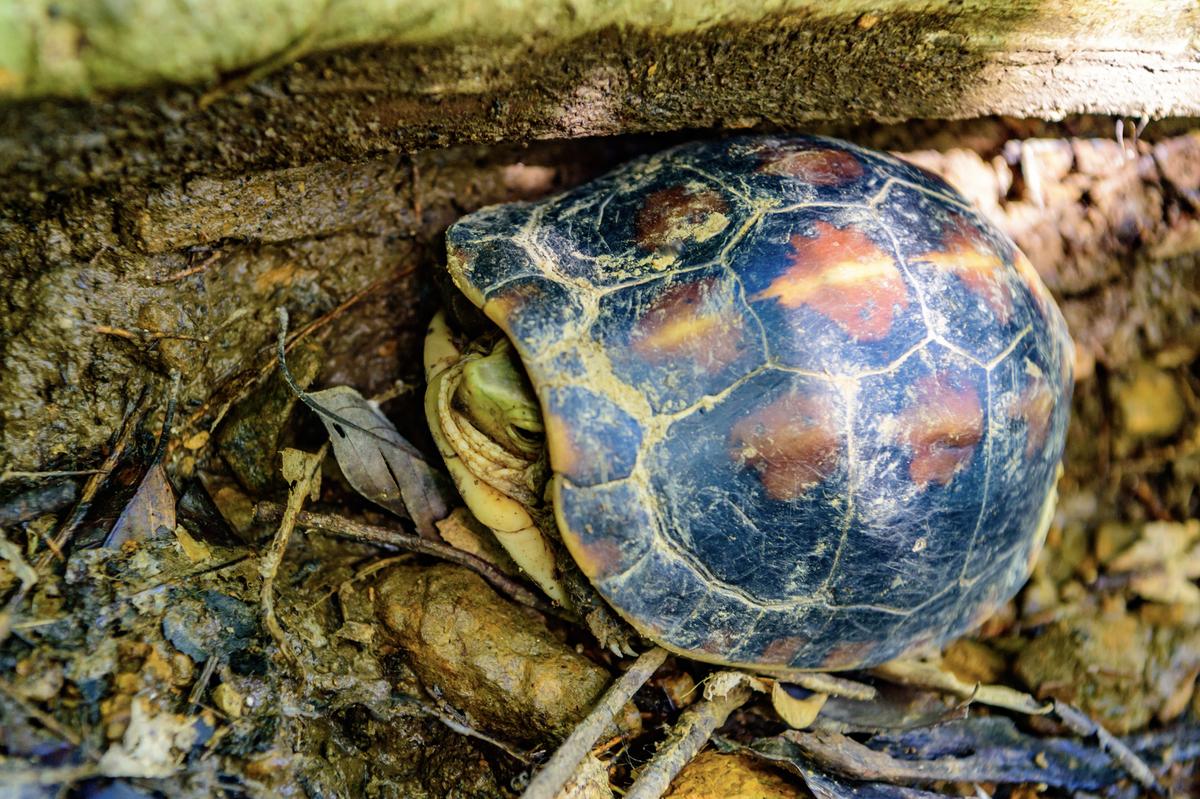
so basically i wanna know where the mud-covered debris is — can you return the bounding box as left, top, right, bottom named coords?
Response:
left=557, top=754, right=615, bottom=799
left=664, top=750, right=804, bottom=799
left=376, top=563, right=613, bottom=743
left=1108, top=520, right=1200, bottom=604
left=1113, top=364, right=1187, bottom=444
left=754, top=716, right=1122, bottom=791
left=940, top=639, right=1006, bottom=685
left=176, top=477, right=244, bottom=545
left=96, top=696, right=197, bottom=778
left=172, top=525, right=213, bottom=563
left=212, top=682, right=246, bottom=718
left=655, top=669, right=698, bottom=711
left=161, top=590, right=261, bottom=663
left=810, top=681, right=962, bottom=735
left=9, top=650, right=65, bottom=702
left=216, top=339, right=323, bottom=495
left=196, top=472, right=257, bottom=540
left=1153, top=131, right=1200, bottom=208
left=0, top=479, right=78, bottom=525
left=1016, top=609, right=1200, bottom=733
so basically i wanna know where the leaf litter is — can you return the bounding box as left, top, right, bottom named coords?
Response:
left=4, top=131, right=1200, bottom=798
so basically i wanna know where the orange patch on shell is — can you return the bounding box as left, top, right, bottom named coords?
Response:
left=753, top=221, right=908, bottom=342
left=758, top=147, right=865, bottom=185
left=566, top=535, right=624, bottom=582
left=630, top=279, right=748, bottom=371
left=897, top=374, right=984, bottom=487
left=918, top=216, right=1014, bottom=323
left=821, top=640, right=877, bottom=670
left=1014, top=374, right=1055, bottom=457
left=543, top=409, right=582, bottom=481
left=635, top=186, right=729, bottom=251
left=730, top=389, right=842, bottom=502
left=759, top=636, right=809, bottom=665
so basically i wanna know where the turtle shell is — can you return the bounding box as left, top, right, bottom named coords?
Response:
left=444, top=135, right=1073, bottom=671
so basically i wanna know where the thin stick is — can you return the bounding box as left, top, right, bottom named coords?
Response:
left=425, top=697, right=538, bottom=764
left=0, top=677, right=86, bottom=749
left=0, top=470, right=101, bottom=481
left=789, top=672, right=877, bottom=702
left=870, top=658, right=1050, bottom=715
left=259, top=446, right=327, bottom=664
left=253, top=502, right=556, bottom=616
left=1054, top=700, right=1159, bottom=793
left=186, top=654, right=221, bottom=715
left=522, top=647, right=669, bottom=799
left=625, top=673, right=753, bottom=799
left=156, top=250, right=222, bottom=283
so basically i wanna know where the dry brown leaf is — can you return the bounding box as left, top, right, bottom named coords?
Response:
left=307, top=385, right=453, bottom=539
left=104, top=464, right=176, bottom=548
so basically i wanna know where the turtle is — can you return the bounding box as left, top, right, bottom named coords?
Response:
left=423, top=134, right=1073, bottom=674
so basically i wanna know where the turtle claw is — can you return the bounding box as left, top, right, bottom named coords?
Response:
left=584, top=604, right=642, bottom=659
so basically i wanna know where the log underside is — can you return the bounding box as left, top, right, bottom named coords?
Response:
left=2, top=1, right=1199, bottom=199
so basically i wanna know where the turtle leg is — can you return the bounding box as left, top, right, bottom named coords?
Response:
left=543, top=521, right=642, bottom=657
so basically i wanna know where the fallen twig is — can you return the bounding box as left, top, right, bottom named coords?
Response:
left=186, top=653, right=222, bottom=715
left=260, top=447, right=327, bottom=664
left=625, top=671, right=754, bottom=799
left=0, top=469, right=102, bottom=481
left=1054, top=700, right=1160, bottom=793
left=789, top=672, right=877, bottom=702
left=424, top=695, right=539, bottom=764
left=522, top=646, right=669, bottom=799
left=253, top=502, right=556, bottom=616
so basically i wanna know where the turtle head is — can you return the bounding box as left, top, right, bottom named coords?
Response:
left=455, top=338, right=545, bottom=460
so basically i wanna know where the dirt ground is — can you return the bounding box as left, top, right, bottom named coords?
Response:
left=1, top=118, right=1199, bottom=797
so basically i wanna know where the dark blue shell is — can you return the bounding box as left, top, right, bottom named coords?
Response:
left=445, top=135, right=1074, bottom=671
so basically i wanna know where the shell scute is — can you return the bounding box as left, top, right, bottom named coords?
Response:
left=877, top=182, right=1045, bottom=362
left=555, top=479, right=654, bottom=582
left=738, top=208, right=927, bottom=374
left=542, top=386, right=642, bottom=486
left=532, top=162, right=750, bottom=286
left=650, top=370, right=849, bottom=604
left=831, top=346, right=988, bottom=610
left=593, top=266, right=767, bottom=413
left=483, top=276, right=585, bottom=358
left=961, top=335, right=1069, bottom=583
left=718, top=136, right=885, bottom=205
